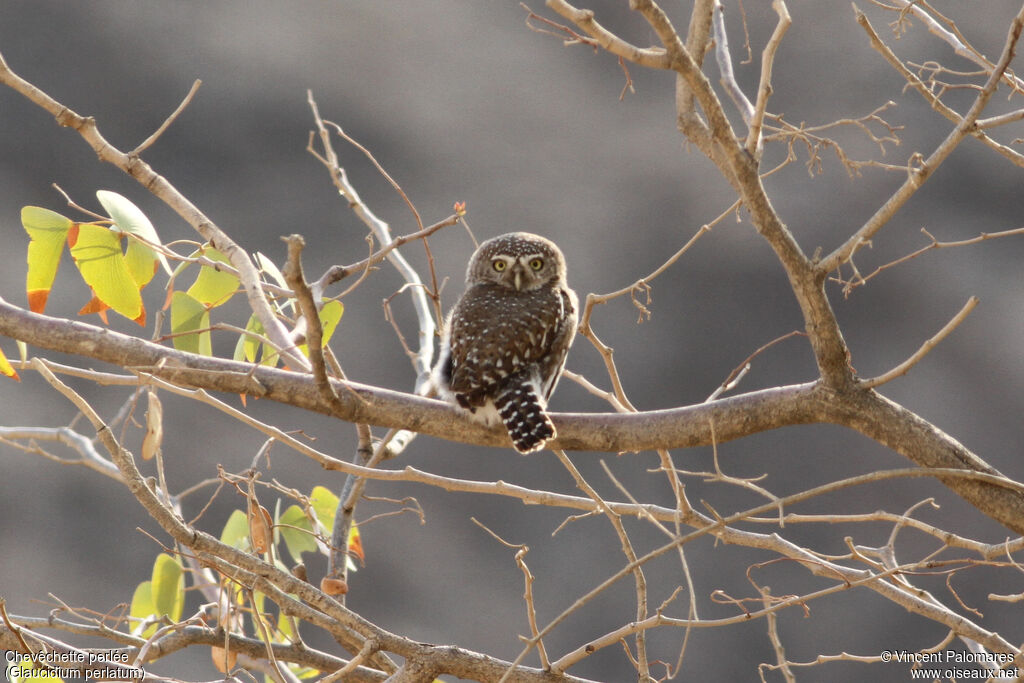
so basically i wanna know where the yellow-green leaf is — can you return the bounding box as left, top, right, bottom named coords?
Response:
left=309, top=486, right=339, bottom=536
left=151, top=553, right=184, bottom=623
left=220, top=509, right=250, bottom=549
left=96, top=190, right=172, bottom=286
left=233, top=312, right=276, bottom=366
left=129, top=580, right=157, bottom=637
left=68, top=223, right=144, bottom=324
left=187, top=246, right=238, bottom=307
left=278, top=504, right=317, bottom=562
left=21, top=206, right=72, bottom=313
left=320, top=300, right=343, bottom=345
left=170, top=290, right=211, bottom=355
left=7, top=657, right=64, bottom=683
left=298, top=300, right=344, bottom=356
left=277, top=609, right=296, bottom=640
left=254, top=252, right=286, bottom=287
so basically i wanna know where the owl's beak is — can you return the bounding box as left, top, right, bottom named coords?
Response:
left=513, top=266, right=523, bottom=291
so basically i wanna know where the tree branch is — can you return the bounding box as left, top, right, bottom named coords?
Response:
left=2, top=296, right=1022, bottom=533
left=821, top=6, right=1024, bottom=273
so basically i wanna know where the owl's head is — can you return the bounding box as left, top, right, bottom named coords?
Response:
left=466, top=232, right=568, bottom=292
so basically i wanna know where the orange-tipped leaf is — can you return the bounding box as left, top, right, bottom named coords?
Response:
left=22, top=206, right=72, bottom=313
left=67, top=223, right=145, bottom=324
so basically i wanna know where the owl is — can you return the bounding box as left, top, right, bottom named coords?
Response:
left=434, top=232, right=578, bottom=453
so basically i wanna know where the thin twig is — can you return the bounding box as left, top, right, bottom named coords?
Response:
left=745, top=0, right=791, bottom=157
left=132, top=79, right=202, bottom=155
left=322, top=119, right=444, bottom=325
left=471, top=518, right=550, bottom=670
left=537, top=451, right=649, bottom=681
left=862, top=297, right=979, bottom=388
left=834, top=226, right=1024, bottom=294
left=823, top=6, right=1024, bottom=272
left=852, top=10, right=1024, bottom=168
left=761, top=587, right=796, bottom=683
left=713, top=0, right=755, bottom=124
left=886, top=0, right=1024, bottom=94
left=312, top=215, right=460, bottom=295
left=0, top=425, right=122, bottom=481
left=705, top=330, right=806, bottom=401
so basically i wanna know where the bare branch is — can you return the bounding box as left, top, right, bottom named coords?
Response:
left=822, top=6, right=1024, bottom=273
left=0, top=425, right=121, bottom=480
left=713, top=0, right=755, bottom=124
left=887, top=0, right=1024, bottom=94
left=852, top=9, right=1024, bottom=167
left=543, top=0, right=671, bottom=69
left=307, top=91, right=438, bottom=394
left=745, top=0, right=791, bottom=156
left=472, top=519, right=550, bottom=670
left=546, top=450, right=649, bottom=679
left=835, top=225, right=1024, bottom=294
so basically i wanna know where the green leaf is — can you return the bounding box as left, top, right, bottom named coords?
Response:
left=151, top=553, right=184, bottom=623
left=220, top=509, right=250, bottom=549
left=309, top=486, right=339, bottom=536
left=278, top=504, right=317, bottom=562
left=67, top=223, right=145, bottom=324
left=21, top=206, right=72, bottom=313
left=187, top=246, right=238, bottom=307
left=96, top=190, right=172, bottom=285
left=170, top=290, right=211, bottom=355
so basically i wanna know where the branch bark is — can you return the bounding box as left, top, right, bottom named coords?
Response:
left=2, top=296, right=1021, bottom=534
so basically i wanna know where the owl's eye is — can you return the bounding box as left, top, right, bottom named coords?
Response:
left=492, top=259, right=507, bottom=272
left=529, top=258, right=544, bottom=271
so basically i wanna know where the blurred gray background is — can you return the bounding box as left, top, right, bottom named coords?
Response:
left=1, top=2, right=1022, bottom=681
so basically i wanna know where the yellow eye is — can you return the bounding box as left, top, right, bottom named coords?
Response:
left=529, top=258, right=544, bottom=271
left=492, top=259, right=506, bottom=271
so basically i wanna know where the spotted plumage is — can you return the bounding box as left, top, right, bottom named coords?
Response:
left=434, top=232, right=577, bottom=453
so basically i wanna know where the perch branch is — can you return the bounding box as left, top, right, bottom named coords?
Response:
left=2, top=296, right=1023, bottom=533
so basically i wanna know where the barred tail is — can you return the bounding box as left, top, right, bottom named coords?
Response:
left=494, top=383, right=555, bottom=454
